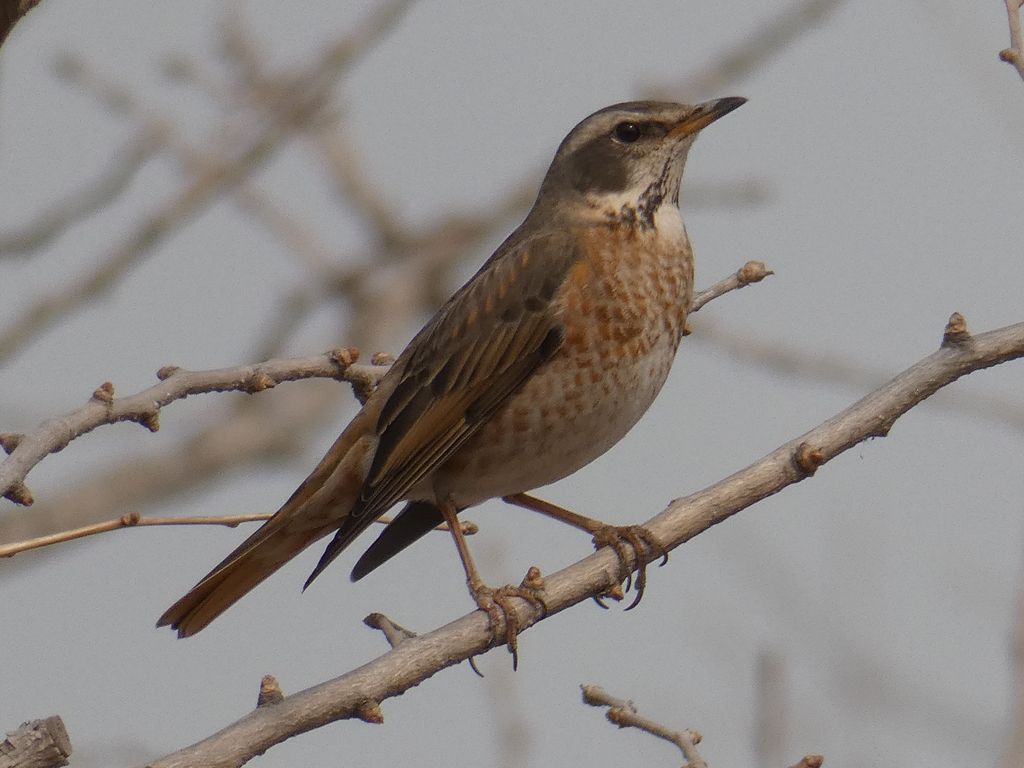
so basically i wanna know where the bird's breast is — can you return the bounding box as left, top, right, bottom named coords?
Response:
left=560, top=211, right=693, bottom=358
left=431, top=213, right=694, bottom=507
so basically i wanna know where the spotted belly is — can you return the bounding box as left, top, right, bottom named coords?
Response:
left=430, top=220, right=693, bottom=508
left=432, top=333, right=679, bottom=507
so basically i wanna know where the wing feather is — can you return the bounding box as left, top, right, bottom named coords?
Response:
left=354, top=228, right=579, bottom=521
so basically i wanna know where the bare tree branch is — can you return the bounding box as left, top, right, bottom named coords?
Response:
left=582, top=684, right=707, bottom=768
left=0, top=716, right=71, bottom=768
left=0, top=382, right=339, bottom=543
left=142, top=316, right=1024, bottom=768
left=0, top=510, right=475, bottom=559
left=0, top=348, right=373, bottom=505
left=689, top=260, right=772, bottom=313
left=1000, top=0, right=1024, bottom=83
left=363, top=612, right=418, bottom=649
left=693, top=325, right=1024, bottom=432
left=0, top=512, right=272, bottom=558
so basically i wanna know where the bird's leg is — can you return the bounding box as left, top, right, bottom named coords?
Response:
left=501, top=493, right=667, bottom=610
left=438, top=500, right=545, bottom=669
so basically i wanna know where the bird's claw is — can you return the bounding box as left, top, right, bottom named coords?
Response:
left=471, top=572, right=547, bottom=670
left=591, top=525, right=667, bottom=610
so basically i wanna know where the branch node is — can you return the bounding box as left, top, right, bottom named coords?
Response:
left=139, top=411, right=161, bottom=432
left=355, top=699, right=384, bottom=724
left=520, top=565, right=545, bottom=592
left=91, top=382, right=115, bottom=404
left=4, top=481, right=34, bottom=506
left=156, top=365, right=182, bottom=380
left=582, top=683, right=705, bottom=766
left=942, top=312, right=972, bottom=348
left=0, top=432, right=24, bottom=454
left=459, top=520, right=479, bottom=535
left=363, top=612, right=417, bottom=649
left=244, top=371, right=276, bottom=393
left=1000, top=47, right=1020, bottom=63
left=606, top=705, right=635, bottom=727
left=789, top=755, right=825, bottom=768
left=688, top=259, right=774, bottom=313
left=371, top=351, right=394, bottom=366
left=794, top=442, right=825, bottom=475
left=738, top=259, right=773, bottom=285
left=257, top=675, right=285, bottom=707
left=581, top=685, right=605, bottom=706
left=119, top=511, right=142, bottom=526
left=328, top=346, right=360, bottom=370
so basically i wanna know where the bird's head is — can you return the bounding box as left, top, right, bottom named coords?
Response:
left=535, top=98, right=746, bottom=226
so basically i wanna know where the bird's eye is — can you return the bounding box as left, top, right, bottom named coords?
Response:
left=613, top=122, right=642, bottom=143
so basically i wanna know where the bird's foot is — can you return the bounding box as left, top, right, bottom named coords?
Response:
left=591, top=525, right=668, bottom=610
left=471, top=568, right=547, bottom=670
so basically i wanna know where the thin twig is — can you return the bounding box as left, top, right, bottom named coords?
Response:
left=143, top=317, right=1024, bottom=768
left=582, top=684, right=707, bottom=768
left=0, top=512, right=268, bottom=557
left=690, top=260, right=772, bottom=313
left=363, top=613, right=418, bottom=648
left=1000, top=0, right=1024, bottom=82
left=0, top=510, right=475, bottom=558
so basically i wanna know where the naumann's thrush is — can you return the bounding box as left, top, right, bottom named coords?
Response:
left=159, top=98, right=746, bottom=660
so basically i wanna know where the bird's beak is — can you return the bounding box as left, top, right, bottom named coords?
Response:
left=669, top=96, right=747, bottom=138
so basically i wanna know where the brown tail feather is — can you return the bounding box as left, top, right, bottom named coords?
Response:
left=157, top=409, right=381, bottom=637
left=157, top=520, right=333, bottom=637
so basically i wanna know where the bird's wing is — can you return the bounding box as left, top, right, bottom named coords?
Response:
left=303, top=228, right=580, bottom=585
left=349, top=500, right=444, bottom=581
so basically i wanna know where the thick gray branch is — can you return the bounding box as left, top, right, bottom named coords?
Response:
left=0, top=717, right=71, bottom=768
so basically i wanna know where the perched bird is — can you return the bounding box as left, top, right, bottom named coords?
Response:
left=159, top=98, right=746, bottom=656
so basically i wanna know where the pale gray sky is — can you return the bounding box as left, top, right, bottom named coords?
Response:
left=1, top=2, right=1023, bottom=766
